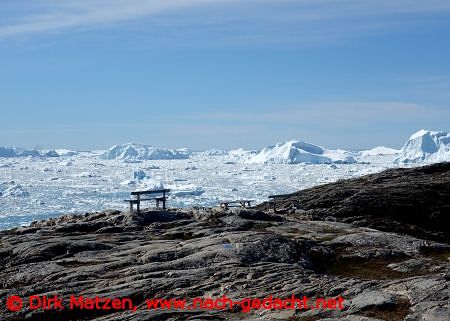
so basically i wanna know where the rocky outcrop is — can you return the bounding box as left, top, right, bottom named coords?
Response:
left=257, top=162, right=450, bottom=242
left=1, top=163, right=449, bottom=320
left=0, top=207, right=449, bottom=321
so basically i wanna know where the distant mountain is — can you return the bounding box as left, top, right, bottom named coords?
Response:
left=247, top=140, right=356, bottom=164
left=102, top=143, right=190, bottom=160
left=394, top=130, right=450, bottom=164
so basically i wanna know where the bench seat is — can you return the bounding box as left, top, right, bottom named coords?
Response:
left=124, top=189, right=170, bottom=213
left=220, top=199, right=254, bottom=210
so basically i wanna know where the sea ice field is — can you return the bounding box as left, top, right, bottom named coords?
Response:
left=0, top=152, right=401, bottom=230
left=1, top=129, right=448, bottom=230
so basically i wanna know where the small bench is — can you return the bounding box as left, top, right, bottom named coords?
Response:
left=124, top=189, right=170, bottom=213
left=219, top=200, right=254, bottom=210
left=268, top=194, right=287, bottom=213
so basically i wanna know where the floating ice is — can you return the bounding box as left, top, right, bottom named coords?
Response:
left=360, top=146, right=400, bottom=156
left=43, top=150, right=59, bottom=157
left=248, top=141, right=356, bottom=164
left=133, top=169, right=147, bottom=180
left=136, top=180, right=165, bottom=191
left=55, top=149, right=78, bottom=157
left=0, top=181, right=30, bottom=197
left=0, top=146, right=81, bottom=158
left=120, top=179, right=137, bottom=186
left=394, top=129, right=450, bottom=163
left=0, top=147, right=40, bottom=157
left=200, top=149, right=227, bottom=156
left=102, top=143, right=190, bottom=160
left=73, top=172, right=100, bottom=178
left=1, top=128, right=449, bottom=230
left=170, top=184, right=205, bottom=197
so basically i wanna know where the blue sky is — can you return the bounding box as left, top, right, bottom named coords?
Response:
left=1, top=0, right=450, bottom=150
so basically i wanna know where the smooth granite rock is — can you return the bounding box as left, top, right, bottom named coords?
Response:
left=1, top=164, right=449, bottom=321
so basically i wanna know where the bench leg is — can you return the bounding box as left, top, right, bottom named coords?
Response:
left=137, top=201, right=140, bottom=213
left=163, top=191, right=166, bottom=210
left=156, top=199, right=160, bottom=208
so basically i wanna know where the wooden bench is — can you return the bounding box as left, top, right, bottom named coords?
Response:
left=268, top=194, right=287, bottom=213
left=124, top=188, right=170, bottom=213
left=219, top=200, right=254, bottom=210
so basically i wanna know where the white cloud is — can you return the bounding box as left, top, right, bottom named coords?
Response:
left=0, top=0, right=237, bottom=38
left=184, top=101, right=447, bottom=124
left=1, top=0, right=450, bottom=41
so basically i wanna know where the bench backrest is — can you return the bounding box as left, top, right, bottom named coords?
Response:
left=131, top=189, right=170, bottom=196
left=268, top=194, right=286, bottom=199
left=221, top=199, right=254, bottom=203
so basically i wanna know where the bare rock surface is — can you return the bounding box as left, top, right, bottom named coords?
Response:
left=257, top=162, right=450, bottom=243
left=1, top=164, right=450, bottom=321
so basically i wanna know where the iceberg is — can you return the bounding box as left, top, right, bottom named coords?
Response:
left=394, top=129, right=450, bottom=163
left=360, top=146, right=400, bottom=156
left=133, top=169, right=147, bottom=180
left=43, top=150, right=59, bottom=157
left=0, top=147, right=40, bottom=157
left=0, top=181, right=30, bottom=197
left=0, top=146, right=69, bottom=158
left=200, top=149, right=227, bottom=156
left=55, top=149, right=78, bottom=157
left=170, top=184, right=205, bottom=197
left=102, top=143, right=190, bottom=160
left=248, top=140, right=356, bottom=164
